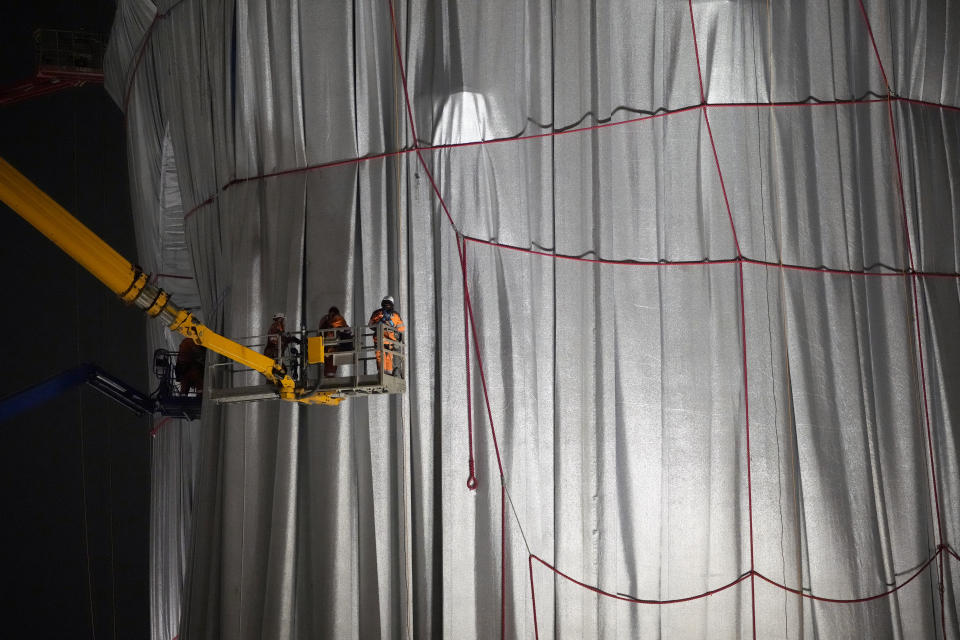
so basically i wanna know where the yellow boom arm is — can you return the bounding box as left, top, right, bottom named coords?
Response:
left=0, top=157, right=298, bottom=400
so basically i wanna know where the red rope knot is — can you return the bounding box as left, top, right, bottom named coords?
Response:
left=466, top=460, right=478, bottom=490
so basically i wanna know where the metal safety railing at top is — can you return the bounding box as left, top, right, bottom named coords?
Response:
left=33, top=29, right=105, bottom=78
left=207, top=323, right=406, bottom=404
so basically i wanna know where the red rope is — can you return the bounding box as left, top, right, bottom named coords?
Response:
left=462, top=271, right=506, bottom=478
left=464, top=236, right=741, bottom=267
left=855, top=0, right=892, bottom=94
left=688, top=0, right=706, bottom=104
left=461, top=235, right=478, bottom=491
left=938, top=552, right=946, bottom=635
left=464, top=235, right=960, bottom=279
left=120, top=0, right=190, bottom=115
left=742, top=258, right=951, bottom=279
left=386, top=0, right=505, bottom=480
left=702, top=106, right=743, bottom=256
left=384, top=16, right=512, bottom=639
left=179, top=94, right=959, bottom=223
left=121, top=13, right=162, bottom=115
left=149, top=417, right=173, bottom=438
left=528, top=555, right=540, bottom=640
left=897, top=96, right=960, bottom=113
left=856, top=5, right=948, bottom=636
left=946, top=546, right=960, bottom=564
left=738, top=260, right=757, bottom=633
left=530, top=554, right=752, bottom=605
left=125, top=3, right=960, bottom=633
left=754, top=549, right=940, bottom=603
left=886, top=100, right=916, bottom=266
left=687, top=3, right=755, bottom=636
left=387, top=0, right=420, bottom=149
left=529, top=547, right=943, bottom=608
left=501, top=483, right=507, bottom=640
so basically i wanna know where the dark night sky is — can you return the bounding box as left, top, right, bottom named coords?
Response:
left=0, top=2, right=150, bottom=637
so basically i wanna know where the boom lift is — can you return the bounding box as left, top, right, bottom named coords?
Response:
left=0, top=157, right=405, bottom=407
left=0, top=362, right=202, bottom=423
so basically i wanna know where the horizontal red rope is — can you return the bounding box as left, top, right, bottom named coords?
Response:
left=897, top=96, right=960, bottom=113
left=531, top=548, right=947, bottom=607
left=463, top=236, right=960, bottom=279
left=182, top=147, right=414, bottom=219
left=179, top=94, right=958, bottom=222
left=530, top=554, right=751, bottom=605
left=755, top=549, right=940, bottom=604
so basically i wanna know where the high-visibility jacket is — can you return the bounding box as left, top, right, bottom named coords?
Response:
left=319, top=312, right=347, bottom=330
left=368, top=307, right=405, bottom=343
left=319, top=312, right=352, bottom=350
left=368, top=307, right=405, bottom=371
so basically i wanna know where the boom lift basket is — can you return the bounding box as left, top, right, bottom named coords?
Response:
left=34, top=29, right=105, bottom=79
left=207, top=323, right=406, bottom=405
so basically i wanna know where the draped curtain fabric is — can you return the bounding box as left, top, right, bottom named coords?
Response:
left=106, top=1, right=960, bottom=638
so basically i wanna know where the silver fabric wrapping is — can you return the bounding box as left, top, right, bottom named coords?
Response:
left=105, top=0, right=960, bottom=638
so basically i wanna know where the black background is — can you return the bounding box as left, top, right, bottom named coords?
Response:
left=0, top=2, right=150, bottom=637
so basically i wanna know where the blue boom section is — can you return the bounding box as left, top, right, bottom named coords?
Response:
left=0, top=364, right=95, bottom=422
left=0, top=363, right=160, bottom=423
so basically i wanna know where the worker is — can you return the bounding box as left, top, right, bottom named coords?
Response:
left=175, top=337, right=205, bottom=394
left=264, top=312, right=285, bottom=360
left=264, top=311, right=302, bottom=382
left=263, top=311, right=295, bottom=358
left=318, top=306, right=352, bottom=377
left=368, top=295, right=405, bottom=375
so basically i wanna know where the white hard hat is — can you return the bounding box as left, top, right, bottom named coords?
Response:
left=382, top=295, right=395, bottom=307
left=273, top=311, right=286, bottom=319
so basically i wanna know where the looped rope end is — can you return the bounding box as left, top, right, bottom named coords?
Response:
left=466, top=460, right=478, bottom=490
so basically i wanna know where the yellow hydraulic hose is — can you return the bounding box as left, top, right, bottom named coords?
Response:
left=0, top=156, right=307, bottom=401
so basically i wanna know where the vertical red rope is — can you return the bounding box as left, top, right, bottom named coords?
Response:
left=462, top=236, right=478, bottom=490
left=738, top=261, right=757, bottom=637
left=463, top=272, right=507, bottom=478
left=688, top=2, right=756, bottom=636
left=528, top=555, right=540, bottom=640
left=385, top=8, right=511, bottom=636
left=855, top=0, right=892, bottom=92
left=702, top=110, right=743, bottom=256
left=387, top=0, right=420, bottom=149
left=855, top=3, right=947, bottom=636
left=501, top=483, right=507, bottom=639
left=686, top=2, right=742, bottom=256
left=938, top=552, right=946, bottom=636
left=386, top=0, right=505, bottom=479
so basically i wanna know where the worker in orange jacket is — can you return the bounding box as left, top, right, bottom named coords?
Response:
left=368, top=295, right=405, bottom=375
left=318, top=306, right=352, bottom=377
